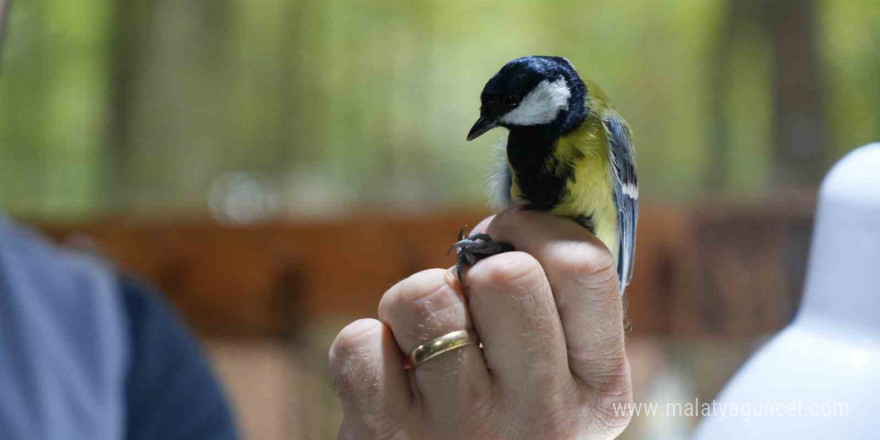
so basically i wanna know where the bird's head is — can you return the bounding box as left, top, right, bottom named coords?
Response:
left=467, top=56, right=586, bottom=141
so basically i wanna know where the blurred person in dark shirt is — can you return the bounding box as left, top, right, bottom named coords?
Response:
left=0, top=2, right=240, bottom=439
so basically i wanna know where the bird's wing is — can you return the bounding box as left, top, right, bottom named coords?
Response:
left=603, top=115, right=638, bottom=293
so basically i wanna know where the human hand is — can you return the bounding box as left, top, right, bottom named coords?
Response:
left=329, top=209, right=633, bottom=439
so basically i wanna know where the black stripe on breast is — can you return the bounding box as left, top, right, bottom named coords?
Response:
left=507, top=126, right=575, bottom=211
left=573, top=215, right=595, bottom=234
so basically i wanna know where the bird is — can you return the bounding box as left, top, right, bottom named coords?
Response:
left=455, top=55, right=638, bottom=294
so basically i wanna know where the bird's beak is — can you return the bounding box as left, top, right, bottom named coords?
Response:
left=466, top=116, right=498, bottom=141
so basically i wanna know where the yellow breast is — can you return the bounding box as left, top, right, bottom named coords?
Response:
left=556, top=119, right=618, bottom=260
left=509, top=116, right=619, bottom=260
left=504, top=80, right=624, bottom=264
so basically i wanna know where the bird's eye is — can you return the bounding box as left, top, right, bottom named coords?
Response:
left=505, top=95, right=519, bottom=108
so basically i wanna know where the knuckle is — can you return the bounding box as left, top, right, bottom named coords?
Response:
left=585, top=355, right=633, bottom=400
left=557, top=242, right=617, bottom=291
left=476, top=252, right=546, bottom=295
left=329, top=319, right=384, bottom=380
left=582, top=355, right=634, bottom=435
left=589, top=392, right=633, bottom=436
left=330, top=321, right=408, bottom=440
left=568, top=328, right=627, bottom=372
left=537, top=407, right=582, bottom=440
left=409, top=284, right=460, bottom=322
left=378, top=269, right=469, bottom=351
left=378, top=268, right=450, bottom=320
left=559, top=241, right=615, bottom=276
left=558, top=247, right=621, bottom=312
left=582, top=356, right=633, bottom=436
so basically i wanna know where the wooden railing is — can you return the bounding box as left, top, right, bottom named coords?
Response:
left=35, top=202, right=814, bottom=339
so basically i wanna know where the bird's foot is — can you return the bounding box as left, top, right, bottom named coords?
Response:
left=452, top=228, right=515, bottom=285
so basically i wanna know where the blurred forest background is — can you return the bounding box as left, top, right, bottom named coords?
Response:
left=2, top=0, right=878, bottom=220
left=1, top=1, right=879, bottom=439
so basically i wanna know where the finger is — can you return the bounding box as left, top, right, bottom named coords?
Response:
left=329, top=319, right=413, bottom=436
left=464, top=250, right=574, bottom=399
left=485, top=209, right=629, bottom=395
left=378, top=268, right=492, bottom=429
left=469, top=215, right=495, bottom=235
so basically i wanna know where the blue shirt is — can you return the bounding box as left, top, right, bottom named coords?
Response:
left=0, top=214, right=240, bottom=440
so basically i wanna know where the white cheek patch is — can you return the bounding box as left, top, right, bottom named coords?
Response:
left=499, top=77, right=571, bottom=126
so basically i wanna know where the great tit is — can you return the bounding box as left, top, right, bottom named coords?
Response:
left=456, top=55, right=638, bottom=294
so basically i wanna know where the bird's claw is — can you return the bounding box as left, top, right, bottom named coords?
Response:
left=452, top=231, right=515, bottom=285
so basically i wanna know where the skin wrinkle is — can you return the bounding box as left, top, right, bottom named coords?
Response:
left=351, top=414, right=411, bottom=440
left=569, top=260, right=618, bottom=295
left=330, top=325, right=377, bottom=395
left=488, top=393, right=530, bottom=440
left=492, top=382, right=579, bottom=440
left=544, top=239, right=616, bottom=311
left=486, top=210, right=625, bottom=368
left=526, top=367, right=582, bottom=433
left=424, top=374, right=495, bottom=440
left=360, top=405, right=407, bottom=440
left=462, top=378, right=496, bottom=438
left=481, top=251, right=545, bottom=290
left=330, top=319, right=419, bottom=440
left=567, top=332, right=625, bottom=372
left=380, top=269, right=470, bottom=352
left=481, top=254, right=556, bottom=371
left=534, top=402, right=585, bottom=440
left=423, top=365, right=490, bottom=440
left=381, top=268, right=503, bottom=440
left=405, top=287, right=480, bottom=391
left=338, top=361, right=393, bottom=432
left=476, top=211, right=630, bottom=438
left=514, top=290, right=558, bottom=375
left=406, top=369, right=422, bottom=404
left=581, top=355, right=632, bottom=398
left=334, top=346, right=413, bottom=439
left=516, top=224, right=625, bottom=391
left=410, top=287, right=468, bottom=344
left=423, top=355, right=495, bottom=440
left=333, top=209, right=634, bottom=439
left=567, top=288, right=623, bottom=357
left=587, top=390, right=633, bottom=433
left=416, top=348, right=469, bottom=386
left=473, top=253, right=572, bottom=401
left=553, top=239, right=616, bottom=283
left=331, top=335, right=385, bottom=412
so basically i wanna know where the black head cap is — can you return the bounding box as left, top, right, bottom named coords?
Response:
left=467, top=56, right=587, bottom=141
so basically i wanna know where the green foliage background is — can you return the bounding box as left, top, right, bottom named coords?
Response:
left=1, top=0, right=878, bottom=219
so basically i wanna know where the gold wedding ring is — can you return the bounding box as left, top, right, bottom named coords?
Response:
left=409, top=330, right=480, bottom=368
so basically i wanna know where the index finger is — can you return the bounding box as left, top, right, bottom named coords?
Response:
left=469, top=215, right=495, bottom=235
left=481, top=209, right=629, bottom=392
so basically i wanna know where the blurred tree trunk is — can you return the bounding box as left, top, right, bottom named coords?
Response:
left=763, top=0, right=825, bottom=310
left=710, top=0, right=827, bottom=189
left=766, top=0, right=827, bottom=186
left=708, top=0, right=749, bottom=190
left=108, top=0, right=231, bottom=214
left=709, top=0, right=821, bottom=303
left=108, top=0, right=156, bottom=212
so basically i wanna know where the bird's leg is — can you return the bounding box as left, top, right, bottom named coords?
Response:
left=452, top=228, right=515, bottom=285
